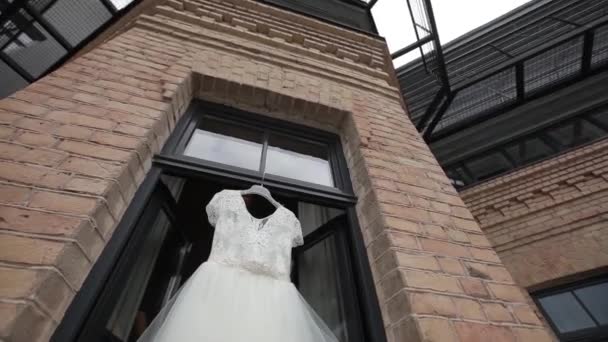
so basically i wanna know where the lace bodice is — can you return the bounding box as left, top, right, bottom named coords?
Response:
left=205, top=190, right=304, bottom=281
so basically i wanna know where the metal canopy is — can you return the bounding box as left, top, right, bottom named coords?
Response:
left=396, top=0, right=608, bottom=142
left=0, top=0, right=139, bottom=98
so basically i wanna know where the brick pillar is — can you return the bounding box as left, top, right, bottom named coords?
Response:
left=341, top=93, right=554, bottom=341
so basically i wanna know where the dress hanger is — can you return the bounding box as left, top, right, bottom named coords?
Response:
left=240, top=170, right=281, bottom=208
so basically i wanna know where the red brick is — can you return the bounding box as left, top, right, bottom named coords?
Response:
left=488, top=283, right=527, bottom=303
left=470, top=247, right=501, bottom=263
left=404, top=270, right=462, bottom=293
left=513, top=328, right=553, bottom=342
left=454, top=322, right=517, bottom=342
left=409, top=292, right=457, bottom=317
left=58, top=156, right=122, bottom=178
left=395, top=251, right=440, bottom=271
left=0, top=110, right=21, bottom=124
left=452, top=297, right=486, bottom=320
left=91, top=131, right=141, bottom=149
left=483, top=303, right=514, bottom=322
left=13, top=117, right=56, bottom=133
left=0, top=205, right=82, bottom=236
left=460, top=278, right=490, bottom=298
left=418, top=318, right=458, bottom=342
left=46, top=111, right=116, bottom=130
left=512, top=305, right=543, bottom=326
left=114, top=123, right=149, bottom=137
left=64, top=177, right=110, bottom=195
left=420, top=238, right=471, bottom=258
left=15, top=132, right=58, bottom=147
left=57, top=140, right=131, bottom=161
left=53, top=125, right=94, bottom=140
left=0, top=185, right=30, bottom=205
left=0, top=161, right=70, bottom=188
left=0, top=125, right=14, bottom=139
left=47, top=98, right=77, bottom=110
left=384, top=216, right=419, bottom=234
left=0, top=98, right=48, bottom=116
left=29, top=191, right=98, bottom=215
left=437, top=257, right=465, bottom=275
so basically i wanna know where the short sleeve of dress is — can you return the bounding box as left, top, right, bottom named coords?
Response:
left=292, top=216, right=304, bottom=247
left=205, top=191, right=223, bottom=227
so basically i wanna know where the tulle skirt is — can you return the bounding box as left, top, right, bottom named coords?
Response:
left=136, top=261, right=339, bottom=342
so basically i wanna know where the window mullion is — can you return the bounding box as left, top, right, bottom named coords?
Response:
left=571, top=290, right=601, bottom=326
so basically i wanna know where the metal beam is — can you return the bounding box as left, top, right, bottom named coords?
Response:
left=99, top=0, right=118, bottom=14
left=405, top=0, right=429, bottom=73
left=415, top=86, right=445, bottom=131
left=581, top=31, right=594, bottom=74
left=391, top=35, right=433, bottom=59
left=23, top=3, right=72, bottom=51
left=423, top=92, right=454, bottom=141
left=0, top=51, right=35, bottom=82
left=453, top=16, right=608, bottom=93
left=515, top=62, right=525, bottom=100
left=422, top=0, right=450, bottom=91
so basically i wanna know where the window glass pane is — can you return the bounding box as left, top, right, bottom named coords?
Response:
left=588, top=109, right=608, bottom=129
left=2, top=11, right=67, bottom=77
left=183, top=119, right=263, bottom=171
left=0, top=59, right=28, bottom=98
left=297, top=204, right=349, bottom=341
left=546, top=120, right=605, bottom=149
left=298, top=235, right=349, bottom=341
left=504, top=138, right=553, bottom=165
left=574, top=282, right=608, bottom=325
left=265, top=134, right=334, bottom=187
left=110, top=0, right=135, bottom=11
left=465, top=152, right=511, bottom=181
left=106, top=209, right=175, bottom=340
left=39, top=0, right=112, bottom=46
left=539, top=292, right=596, bottom=333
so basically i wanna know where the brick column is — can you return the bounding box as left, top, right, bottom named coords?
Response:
left=341, top=93, right=554, bottom=341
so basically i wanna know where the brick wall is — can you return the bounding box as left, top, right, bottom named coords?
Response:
left=461, top=138, right=608, bottom=290
left=0, top=0, right=552, bottom=341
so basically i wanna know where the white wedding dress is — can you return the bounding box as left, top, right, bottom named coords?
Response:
left=136, top=189, right=339, bottom=342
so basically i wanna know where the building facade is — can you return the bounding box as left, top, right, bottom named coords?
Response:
left=0, top=1, right=554, bottom=342
left=398, top=0, right=608, bottom=341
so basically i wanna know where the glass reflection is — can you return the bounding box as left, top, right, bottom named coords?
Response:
left=183, top=119, right=263, bottom=171
left=297, top=202, right=348, bottom=341
left=539, top=292, right=596, bottom=333
left=574, top=282, right=608, bottom=325
left=266, top=135, right=334, bottom=187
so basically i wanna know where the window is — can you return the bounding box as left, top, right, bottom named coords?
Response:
left=443, top=105, right=608, bottom=190
left=534, top=277, right=608, bottom=341
left=176, top=106, right=339, bottom=189
left=53, top=101, right=386, bottom=342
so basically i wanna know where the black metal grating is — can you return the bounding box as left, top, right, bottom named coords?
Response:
left=524, top=36, right=583, bottom=93
left=437, top=68, right=516, bottom=131
left=592, top=23, right=608, bottom=66
left=2, top=20, right=67, bottom=78
left=0, top=58, right=28, bottom=98
left=397, top=0, right=608, bottom=139
left=0, top=0, right=137, bottom=99
left=42, top=0, right=112, bottom=46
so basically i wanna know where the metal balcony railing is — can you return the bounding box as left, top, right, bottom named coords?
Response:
left=414, top=15, right=608, bottom=142
left=0, top=0, right=139, bottom=98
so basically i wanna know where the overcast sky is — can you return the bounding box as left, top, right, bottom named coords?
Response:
left=370, top=0, right=531, bottom=66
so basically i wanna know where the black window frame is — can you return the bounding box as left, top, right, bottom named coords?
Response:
left=52, top=100, right=387, bottom=342
left=533, top=275, right=608, bottom=342
left=443, top=102, right=608, bottom=190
